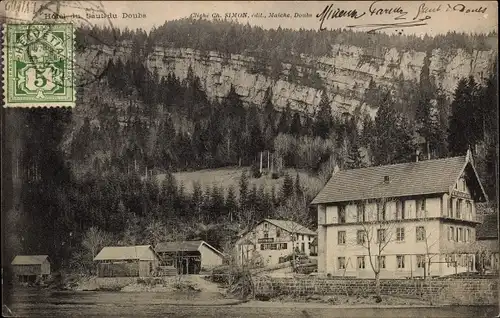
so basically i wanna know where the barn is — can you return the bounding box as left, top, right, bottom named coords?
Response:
left=94, top=245, right=161, bottom=277
left=11, top=255, right=51, bottom=283
left=155, top=240, right=224, bottom=274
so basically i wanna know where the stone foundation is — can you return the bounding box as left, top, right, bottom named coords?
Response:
left=252, top=275, right=499, bottom=305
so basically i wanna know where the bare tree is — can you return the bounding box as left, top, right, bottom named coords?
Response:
left=352, top=197, right=401, bottom=299
left=275, top=193, right=313, bottom=272
left=145, top=218, right=169, bottom=248
left=82, top=226, right=111, bottom=259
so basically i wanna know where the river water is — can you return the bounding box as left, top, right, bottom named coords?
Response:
left=5, top=288, right=498, bottom=317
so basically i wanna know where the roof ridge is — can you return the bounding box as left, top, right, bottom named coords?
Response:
left=339, top=155, right=466, bottom=172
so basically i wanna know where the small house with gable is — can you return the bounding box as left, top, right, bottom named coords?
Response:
left=11, top=255, right=51, bottom=283
left=94, top=245, right=160, bottom=277
left=155, top=240, right=224, bottom=274
left=235, top=219, right=317, bottom=266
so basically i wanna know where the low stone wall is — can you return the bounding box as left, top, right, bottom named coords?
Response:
left=94, top=277, right=137, bottom=290
left=252, top=276, right=499, bottom=305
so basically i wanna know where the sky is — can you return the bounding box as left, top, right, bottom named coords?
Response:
left=2, top=1, right=498, bottom=36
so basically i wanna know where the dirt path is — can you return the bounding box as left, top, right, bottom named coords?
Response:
left=187, top=275, right=225, bottom=293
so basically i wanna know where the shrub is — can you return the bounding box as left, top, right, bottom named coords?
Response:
left=251, top=164, right=262, bottom=178
left=271, top=172, right=280, bottom=179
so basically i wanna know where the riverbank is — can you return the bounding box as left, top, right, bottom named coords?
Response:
left=6, top=288, right=497, bottom=317
left=265, top=294, right=430, bottom=306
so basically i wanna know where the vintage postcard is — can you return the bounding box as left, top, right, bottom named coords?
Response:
left=1, top=1, right=498, bottom=317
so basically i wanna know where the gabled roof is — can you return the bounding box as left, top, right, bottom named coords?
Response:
left=155, top=240, right=224, bottom=256
left=94, top=245, right=159, bottom=261
left=11, top=255, right=49, bottom=265
left=262, top=219, right=317, bottom=236
left=311, top=155, right=487, bottom=204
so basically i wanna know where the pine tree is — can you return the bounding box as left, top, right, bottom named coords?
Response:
left=372, top=92, right=400, bottom=165
left=262, top=87, right=277, bottom=150
left=225, top=186, right=238, bottom=222
left=280, top=173, right=294, bottom=202
left=294, top=173, right=303, bottom=198
left=345, top=133, right=366, bottom=169
left=313, top=90, right=333, bottom=139
left=393, top=115, right=416, bottom=164
left=239, top=171, right=249, bottom=212
left=290, top=113, right=303, bottom=137
left=448, top=77, right=480, bottom=155
left=288, top=65, right=299, bottom=83
left=277, top=103, right=292, bottom=134
left=210, top=186, right=225, bottom=222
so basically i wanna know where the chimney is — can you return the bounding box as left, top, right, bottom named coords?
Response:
left=333, top=164, right=340, bottom=175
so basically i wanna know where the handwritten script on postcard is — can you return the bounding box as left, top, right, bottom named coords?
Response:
left=1, top=1, right=493, bottom=35
left=316, top=1, right=489, bottom=33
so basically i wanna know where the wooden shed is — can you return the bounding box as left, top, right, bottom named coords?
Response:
left=11, top=255, right=51, bottom=283
left=155, top=240, right=224, bottom=274
left=93, top=245, right=160, bottom=277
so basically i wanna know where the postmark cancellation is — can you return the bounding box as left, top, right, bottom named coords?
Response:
left=3, top=23, right=76, bottom=108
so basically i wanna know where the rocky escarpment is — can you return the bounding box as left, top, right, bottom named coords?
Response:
left=82, top=43, right=497, bottom=118
left=144, top=45, right=496, bottom=117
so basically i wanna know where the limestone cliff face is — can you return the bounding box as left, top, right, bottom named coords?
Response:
left=85, top=43, right=497, bottom=118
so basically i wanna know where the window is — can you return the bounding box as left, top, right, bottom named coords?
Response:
left=356, top=203, right=365, bottom=222
left=338, top=257, right=346, bottom=269
left=396, top=201, right=405, bottom=220
left=357, top=230, right=366, bottom=245
left=458, top=228, right=463, bottom=242
left=466, top=201, right=472, bottom=220
left=377, top=229, right=386, bottom=243
left=448, top=198, right=453, bottom=217
left=378, top=256, right=386, bottom=269
left=377, top=202, right=386, bottom=221
left=338, top=205, right=346, bottom=223
left=455, top=227, right=459, bottom=241
left=260, top=244, right=265, bottom=250
left=264, top=223, right=268, bottom=229
left=416, top=226, right=426, bottom=242
left=417, top=255, right=426, bottom=268
left=416, top=199, right=426, bottom=218
left=450, top=226, right=454, bottom=241
left=396, top=228, right=405, bottom=241
left=264, top=233, right=269, bottom=238
left=338, top=231, right=346, bottom=245
left=466, top=229, right=471, bottom=242
left=357, top=256, right=366, bottom=269
left=457, top=199, right=462, bottom=218
left=396, top=255, right=405, bottom=269
left=301, top=235, right=304, bottom=241
left=282, top=243, right=288, bottom=250
left=301, top=243, right=305, bottom=252
left=276, top=229, right=281, bottom=237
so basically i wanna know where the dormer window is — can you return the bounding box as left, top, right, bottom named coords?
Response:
left=384, top=176, right=390, bottom=184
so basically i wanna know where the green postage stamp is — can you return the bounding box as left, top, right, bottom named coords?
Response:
left=3, top=23, right=75, bottom=107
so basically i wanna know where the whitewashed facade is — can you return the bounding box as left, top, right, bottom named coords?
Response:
left=313, top=152, right=488, bottom=278
left=235, top=219, right=317, bottom=266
